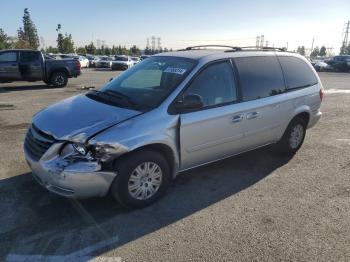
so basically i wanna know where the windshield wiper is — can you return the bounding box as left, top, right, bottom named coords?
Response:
left=103, top=90, right=136, bottom=106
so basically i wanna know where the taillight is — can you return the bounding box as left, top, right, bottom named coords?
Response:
left=76, top=61, right=81, bottom=71
left=319, top=88, right=324, bottom=102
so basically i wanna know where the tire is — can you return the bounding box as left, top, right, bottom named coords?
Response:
left=50, top=72, right=68, bottom=88
left=110, top=150, right=171, bottom=208
left=275, top=117, right=307, bottom=154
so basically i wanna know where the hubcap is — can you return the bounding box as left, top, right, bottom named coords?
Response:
left=289, top=124, right=304, bottom=149
left=55, top=75, right=64, bottom=85
left=128, top=162, right=162, bottom=200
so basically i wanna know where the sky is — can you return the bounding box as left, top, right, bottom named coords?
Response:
left=1, top=0, right=349, bottom=54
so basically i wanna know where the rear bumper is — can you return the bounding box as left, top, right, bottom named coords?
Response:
left=24, top=147, right=116, bottom=199
left=308, top=111, right=322, bottom=129
left=111, top=63, right=128, bottom=70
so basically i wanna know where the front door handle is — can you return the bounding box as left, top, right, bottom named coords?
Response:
left=246, top=112, right=259, bottom=120
left=231, top=114, right=244, bottom=123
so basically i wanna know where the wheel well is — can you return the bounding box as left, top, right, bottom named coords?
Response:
left=294, top=112, right=310, bottom=126
left=49, top=69, right=69, bottom=80
left=113, top=143, right=175, bottom=174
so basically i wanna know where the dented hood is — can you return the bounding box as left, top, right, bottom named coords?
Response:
left=33, top=94, right=141, bottom=143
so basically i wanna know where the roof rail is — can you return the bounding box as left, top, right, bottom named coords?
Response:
left=179, top=45, right=288, bottom=52
left=179, top=45, right=242, bottom=51
left=224, top=46, right=287, bottom=52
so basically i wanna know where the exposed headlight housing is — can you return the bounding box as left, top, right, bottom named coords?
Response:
left=72, top=143, right=88, bottom=155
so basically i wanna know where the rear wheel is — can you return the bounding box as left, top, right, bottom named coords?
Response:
left=110, top=150, right=171, bottom=208
left=275, top=117, right=307, bottom=154
left=50, top=72, right=68, bottom=87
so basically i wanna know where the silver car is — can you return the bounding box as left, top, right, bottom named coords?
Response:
left=24, top=46, right=323, bottom=208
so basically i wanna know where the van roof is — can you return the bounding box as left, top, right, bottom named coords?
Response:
left=154, top=46, right=300, bottom=62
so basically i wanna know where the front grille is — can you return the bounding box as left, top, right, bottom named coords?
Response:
left=24, top=124, right=56, bottom=161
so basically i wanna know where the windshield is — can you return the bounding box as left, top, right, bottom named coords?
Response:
left=88, top=56, right=196, bottom=111
left=115, top=56, right=128, bottom=61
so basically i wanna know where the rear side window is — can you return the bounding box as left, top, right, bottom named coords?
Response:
left=234, top=56, right=285, bottom=101
left=0, top=52, right=17, bottom=62
left=278, top=56, right=317, bottom=89
left=20, top=51, right=40, bottom=63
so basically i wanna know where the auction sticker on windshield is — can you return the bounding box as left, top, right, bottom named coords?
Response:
left=164, top=67, right=187, bottom=75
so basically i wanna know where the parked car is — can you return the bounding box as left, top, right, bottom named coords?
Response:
left=111, top=55, right=134, bottom=70
left=311, top=60, right=333, bottom=72
left=0, top=49, right=81, bottom=87
left=79, top=56, right=89, bottom=68
left=24, top=47, right=323, bottom=208
left=95, top=56, right=112, bottom=68
left=86, top=55, right=98, bottom=67
left=140, top=55, right=150, bottom=60
left=326, top=55, right=350, bottom=72
left=131, top=56, right=141, bottom=65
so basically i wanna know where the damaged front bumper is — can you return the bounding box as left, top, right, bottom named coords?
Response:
left=24, top=142, right=117, bottom=198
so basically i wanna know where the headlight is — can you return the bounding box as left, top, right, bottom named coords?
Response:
left=72, top=143, right=88, bottom=155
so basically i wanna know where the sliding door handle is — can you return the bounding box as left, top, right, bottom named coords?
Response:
left=246, top=112, right=259, bottom=120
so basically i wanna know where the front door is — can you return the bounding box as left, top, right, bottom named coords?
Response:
left=178, top=60, right=245, bottom=170
left=0, top=51, right=21, bottom=81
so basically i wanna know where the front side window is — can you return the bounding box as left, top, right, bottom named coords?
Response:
left=234, top=56, right=285, bottom=101
left=0, top=52, right=17, bottom=62
left=183, top=61, right=237, bottom=107
left=20, top=51, right=40, bottom=63
left=278, top=56, right=317, bottom=89
left=88, top=56, right=196, bottom=110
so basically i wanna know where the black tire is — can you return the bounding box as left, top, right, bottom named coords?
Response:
left=50, top=72, right=68, bottom=88
left=275, top=117, right=307, bottom=154
left=110, top=150, right=171, bottom=208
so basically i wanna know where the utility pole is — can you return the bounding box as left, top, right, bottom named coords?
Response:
left=310, top=38, right=315, bottom=56
left=341, top=20, right=350, bottom=54
left=157, top=37, right=161, bottom=50
left=256, top=36, right=260, bottom=47
left=151, top=36, right=156, bottom=50
left=260, top=35, right=264, bottom=47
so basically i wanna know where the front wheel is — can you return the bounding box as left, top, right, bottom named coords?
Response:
left=50, top=72, right=68, bottom=87
left=110, top=150, right=171, bottom=208
left=275, top=117, right=306, bottom=154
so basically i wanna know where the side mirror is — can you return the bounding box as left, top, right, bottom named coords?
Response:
left=109, top=77, right=113, bottom=82
left=175, top=94, right=204, bottom=111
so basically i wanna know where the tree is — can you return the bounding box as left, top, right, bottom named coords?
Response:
left=61, top=34, right=75, bottom=53
left=17, top=8, right=40, bottom=49
left=45, top=46, right=58, bottom=54
left=85, top=42, right=96, bottom=54
left=76, top=46, right=86, bottom=55
left=56, top=24, right=74, bottom=53
left=0, top=28, right=11, bottom=50
left=130, top=45, right=141, bottom=56
left=310, top=46, right=320, bottom=58
left=296, top=46, right=306, bottom=56
left=319, top=46, right=327, bottom=57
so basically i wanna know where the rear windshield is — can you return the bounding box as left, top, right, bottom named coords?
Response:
left=278, top=56, right=318, bottom=89
left=115, top=56, right=128, bottom=61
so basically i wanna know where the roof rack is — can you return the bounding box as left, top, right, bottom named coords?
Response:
left=229, top=46, right=287, bottom=52
left=179, top=45, right=242, bottom=51
left=179, top=45, right=287, bottom=52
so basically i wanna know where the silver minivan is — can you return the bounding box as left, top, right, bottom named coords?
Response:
left=24, top=46, right=323, bottom=208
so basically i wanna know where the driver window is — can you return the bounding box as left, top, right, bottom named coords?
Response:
left=184, top=61, right=237, bottom=107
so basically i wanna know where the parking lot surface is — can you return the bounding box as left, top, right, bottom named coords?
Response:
left=0, top=70, right=349, bottom=261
